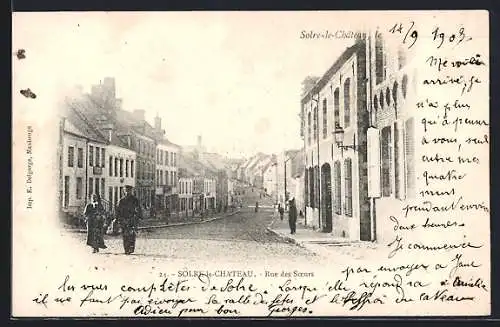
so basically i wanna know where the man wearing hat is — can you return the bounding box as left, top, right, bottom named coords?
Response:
left=116, top=185, right=142, bottom=254
left=288, top=195, right=298, bottom=235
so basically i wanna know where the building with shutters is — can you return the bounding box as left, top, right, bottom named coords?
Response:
left=301, top=37, right=371, bottom=241
left=155, top=135, right=181, bottom=216
left=365, top=30, right=417, bottom=243
left=299, top=32, right=416, bottom=243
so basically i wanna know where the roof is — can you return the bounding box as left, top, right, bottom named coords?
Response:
left=301, top=40, right=364, bottom=105
left=63, top=97, right=108, bottom=144
left=159, top=138, right=181, bottom=149
left=178, top=152, right=217, bottom=178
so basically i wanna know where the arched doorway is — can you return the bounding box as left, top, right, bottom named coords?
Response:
left=321, top=163, right=333, bottom=233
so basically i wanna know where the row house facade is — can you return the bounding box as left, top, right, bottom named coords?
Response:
left=178, top=174, right=194, bottom=217
left=366, top=30, right=417, bottom=243
left=301, top=38, right=371, bottom=241
left=155, top=127, right=180, bottom=215
left=300, top=32, right=416, bottom=242
left=60, top=90, right=137, bottom=219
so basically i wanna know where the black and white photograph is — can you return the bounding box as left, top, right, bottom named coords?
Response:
left=12, top=11, right=490, bottom=317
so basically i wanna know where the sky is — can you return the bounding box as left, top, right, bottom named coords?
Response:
left=13, top=12, right=358, bottom=159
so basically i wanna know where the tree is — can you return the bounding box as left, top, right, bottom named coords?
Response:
left=301, top=76, right=320, bottom=97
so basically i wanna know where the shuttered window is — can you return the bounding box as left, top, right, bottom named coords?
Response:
left=394, top=122, right=402, bottom=199
left=334, top=161, right=342, bottom=215
left=405, top=118, right=415, bottom=198
left=381, top=126, right=392, bottom=197
left=344, top=159, right=352, bottom=216
left=344, top=79, right=351, bottom=128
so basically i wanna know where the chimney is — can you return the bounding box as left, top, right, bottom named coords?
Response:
left=154, top=115, right=162, bottom=131
left=133, top=109, right=145, bottom=121
left=103, top=77, right=116, bottom=99
left=197, top=135, right=202, bottom=147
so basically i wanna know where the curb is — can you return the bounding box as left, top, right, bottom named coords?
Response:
left=65, top=210, right=241, bottom=233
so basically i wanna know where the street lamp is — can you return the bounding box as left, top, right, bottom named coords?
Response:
left=333, top=123, right=360, bottom=156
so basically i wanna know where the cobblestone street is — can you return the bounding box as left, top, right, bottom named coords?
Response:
left=67, top=189, right=323, bottom=267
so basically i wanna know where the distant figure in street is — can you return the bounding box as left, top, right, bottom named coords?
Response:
left=116, top=185, right=142, bottom=255
left=84, top=193, right=107, bottom=253
left=288, top=197, right=297, bottom=235
left=278, top=203, right=284, bottom=221
left=255, top=201, right=259, bottom=212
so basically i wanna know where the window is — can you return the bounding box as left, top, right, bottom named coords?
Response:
left=344, top=78, right=351, bottom=128
left=313, top=107, right=318, bottom=141
left=76, top=177, right=82, bottom=199
left=307, top=112, right=312, bottom=145
left=334, top=88, right=340, bottom=126
left=171, top=153, right=174, bottom=166
left=131, top=160, right=134, bottom=178
left=95, top=178, right=100, bottom=197
left=77, top=148, right=83, bottom=168
left=304, top=169, right=309, bottom=207
left=160, top=150, right=163, bottom=165
left=114, top=158, right=118, bottom=176
left=381, top=126, right=392, bottom=197
left=173, top=153, right=176, bottom=166
left=160, top=170, right=163, bottom=185
left=126, top=160, right=129, bottom=177
left=109, top=187, right=113, bottom=209
left=322, top=99, right=328, bottom=139
left=394, top=122, right=402, bottom=199
left=109, top=156, right=113, bottom=176
left=114, top=187, right=118, bottom=207
left=334, top=161, right=342, bottom=215
left=68, top=146, right=74, bottom=167
left=171, top=172, right=174, bottom=186
left=64, top=176, right=69, bottom=207
left=405, top=118, right=415, bottom=198
left=95, top=146, right=100, bottom=167
left=166, top=170, right=169, bottom=185
left=344, top=159, right=353, bottom=216
left=119, top=159, right=123, bottom=177
left=88, top=178, right=93, bottom=198
left=101, top=179, right=105, bottom=198
left=166, top=151, right=169, bottom=166
left=309, top=168, right=314, bottom=208
left=174, top=172, right=177, bottom=184
left=375, top=35, right=386, bottom=84
left=101, top=148, right=105, bottom=167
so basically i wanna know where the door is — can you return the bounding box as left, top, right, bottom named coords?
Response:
left=321, top=163, right=332, bottom=233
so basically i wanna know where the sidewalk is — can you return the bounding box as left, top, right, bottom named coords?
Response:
left=64, top=209, right=241, bottom=233
left=266, top=213, right=380, bottom=261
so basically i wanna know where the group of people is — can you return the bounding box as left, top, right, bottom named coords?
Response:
left=83, top=185, right=142, bottom=255
left=277, top=197, right=297, bottom=235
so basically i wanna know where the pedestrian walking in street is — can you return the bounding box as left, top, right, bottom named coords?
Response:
left=116, top=185, right=142, bottom=255
left=288, top=197, right=297, bottom=235
left=278, top=203, right=284, bottom=221
left=255, top=201, right=259, bottom=212
left=84, top=193, right=107, bottom=253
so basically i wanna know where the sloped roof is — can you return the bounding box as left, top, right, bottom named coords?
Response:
left=301, top=40, right=364, bottom=104
left=160, top=138, right=181, bottom=148
left=63, top=97, right=108, bottom=144
left=178, top=152, right=217, bottom=178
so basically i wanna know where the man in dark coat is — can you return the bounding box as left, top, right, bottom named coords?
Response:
left=288, top=197, right=297, bottom=235
left=116, top=185, right=142, bottom=255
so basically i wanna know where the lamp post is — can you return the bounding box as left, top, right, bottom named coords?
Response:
left=333, top=123, right=360, bottom=157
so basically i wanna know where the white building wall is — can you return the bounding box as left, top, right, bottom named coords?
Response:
left=61, top=133, right=87, bottom=214
left=106, top=144, right=136, bottom=211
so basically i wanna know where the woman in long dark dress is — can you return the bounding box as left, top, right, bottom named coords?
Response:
left=84, top=193, right=107, bottom=253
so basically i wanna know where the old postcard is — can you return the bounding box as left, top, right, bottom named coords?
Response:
left=12, top=11, right=490, bottom=317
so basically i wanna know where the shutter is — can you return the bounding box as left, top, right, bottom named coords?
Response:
left=367, top=127, right=381, bottom=197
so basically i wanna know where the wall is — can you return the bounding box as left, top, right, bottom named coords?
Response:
left=61, top=133, right=87, bottom=214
